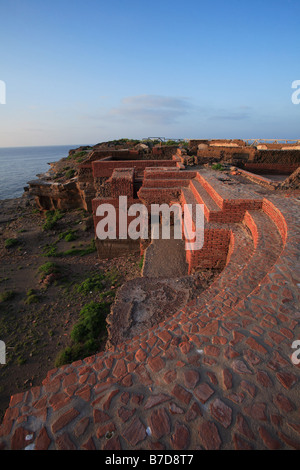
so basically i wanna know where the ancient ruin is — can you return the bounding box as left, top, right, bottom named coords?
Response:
left=0, top=138, right=299, bottom=450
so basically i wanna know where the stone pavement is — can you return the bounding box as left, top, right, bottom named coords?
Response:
left=0, top=172, right=299, bottom=450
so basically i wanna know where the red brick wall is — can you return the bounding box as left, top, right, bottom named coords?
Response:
left=92, top=197, right=141, bottom=239
left=186, top=228, right=231, bottom=272
left=244, top=163, right=298, bottom=175
left=108, top=169, right=134, bottom=198
left=92, top=160, right=177, bottom=178
left=262, top=199, right=287, bottom=243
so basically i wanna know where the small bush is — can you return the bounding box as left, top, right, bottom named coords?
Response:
left=55, top=339, right=96, bottom=367
left=0, top=290, right=16, bottom=302
left=65, top=169, right=76, bottom=179
left=67, top=150, right=88, bottom=163
left=138, top=255, right=144, bottom=270
left=58, top=230, right=77, bottom=242
left=211, top=163, right=224, bottom=171
left=104, top=267, right=119, bottom=285
left=38, top=262, right=59, bottom=278
left=24, top=289, right=39, bottom=305
left=62, top=239, right=96, bottom=257
left=55, top=301, right=110, bottom=367
left=42, top=244, right=59, bottom=257
left=17, top=356, right=26, bottom=366
left=75, top=274, right=105, bottom=295
left=42, top=210, right=64, bottom=231
left=4, top=238, right=19, bottom=249
left=71, top=301, right=109, bottom=344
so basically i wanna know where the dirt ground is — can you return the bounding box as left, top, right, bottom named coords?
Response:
left=0, top=195, right=142, bottom=421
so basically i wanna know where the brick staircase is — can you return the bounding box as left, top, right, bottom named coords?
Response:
left=0, top=169, right=299, bottom=450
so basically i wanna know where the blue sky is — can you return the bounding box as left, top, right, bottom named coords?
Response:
left=0, top=0, right=299, bottom=147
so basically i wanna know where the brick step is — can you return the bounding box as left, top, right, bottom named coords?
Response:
left=143, top=178, right=191, bottom=189
left=196, top=170, right=263, bottom=212
left=188, top=181, right=222, bottom=222
left=144, top=169, right=197, bottom=180
left=137, top=186, right=183, bottom=205
left=190, top=210, right=283, bottom=316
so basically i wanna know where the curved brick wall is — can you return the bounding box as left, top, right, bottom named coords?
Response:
left=0, top=175, right=299, bottom=450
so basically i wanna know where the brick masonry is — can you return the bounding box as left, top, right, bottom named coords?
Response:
left=0, top=168, right=299, bottom=450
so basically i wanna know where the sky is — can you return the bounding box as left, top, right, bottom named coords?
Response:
left=0, top=0, right=299, bottom=147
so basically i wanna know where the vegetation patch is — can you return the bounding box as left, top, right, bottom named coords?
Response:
left=24, top=289, right=39, bottom=305
left=38, top=262, right=60, bottom=279
left=211, top=163, right=225, bottom=171
left=138, top=255, right=144, bottom=271
left=67, top=150, right=89, bottom=163
left=0, top=290, right=16, bottom=303
left=42, top=243, right=60, bottom=258
left=65, top=169, right=76, bottom=179
left=42, top=210, right=64, bottom=231
left=58, top=229, right=77, bottom=242
left=75, top=273, right=105, bottom=295
left=62, top=239, right=96, bottom=257
left=55, top=301, right=110, bottom=367
left=4, top=238, right=19, bottom=249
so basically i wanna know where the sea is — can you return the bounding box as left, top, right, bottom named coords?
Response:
left=0, top=145, right=81, bottom=200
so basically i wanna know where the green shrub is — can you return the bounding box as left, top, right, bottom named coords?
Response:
left=65, top=169, right=76, bottom=179
left=0, top=290, right=16, bottom=302
left=58, top=230, right=77, bottom=242
left=55, top=301, right=110, bottom=367
left=55, top=339, right=96, bottom=367
left=25, top=294, right=39, bottom=305
left=211, top=163, right=224, bottom=171
left=62, top=239, right=96, bottom=257
left=138, top=255, right=144, bottom=270
left=67, top=150, right=88, bottom=162
left=38, top=262, right=59, bottom=278
left=103, top=267, right=119, bottom=285
left=42, top=244, right=59, bottom=257
left=4, top=238, right=19, bottom=248
left=24, top=289, right=39, bottom=304
left=75, top=274, right=105, bottom=295
left=42, top=210, right=64, bottom=231
left=71, top=301, right=109, bottom=343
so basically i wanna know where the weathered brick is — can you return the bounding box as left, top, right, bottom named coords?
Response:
left=52, top=408, right=80, bottom=434
left=259, top=426, right=281, bottom=450
left=144, top=394, right=170, bottom=410
left=210, top=399, right=232, bottom=428
left=183, top=369, right=200, bottom=389
left=55, top=432, right=76, bottom=450
left=222, top=369, right=233, bottom=390
left=123, top=417, right=147, bottom=446
left=74, top=417, right=90, bottom=438
left=96, top=421, right=116, bottom=438
left=246, top=337, right=267, bottom=354
left=171, top=384, right=192, bottom=405
left=135, top=348, right=147, bottom=363
left=273, top=393, right=295, bottom=413
left=11, top=427, right=32, bottom=450
left=148, top=408, right=171, bottom=439
left=194, top=383, right=214, bottom=403
left=118, top=407, right=136, bottom=423
left=112, top=359, right=127, bottom=378
left=171, top=422, right=190, bottom=450
left=276, top=371, right=297, bottom=390
left=199, top=421, right=222, bottom=450
left=185, top=402, right=202, bottom=422
left=147, top=356, right=165, bottom=373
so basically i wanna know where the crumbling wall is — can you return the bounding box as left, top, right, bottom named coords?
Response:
left=280, top=167, right=300, bottom=190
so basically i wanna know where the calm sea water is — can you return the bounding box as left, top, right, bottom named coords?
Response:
left=0, top=145, right=81, bottom=200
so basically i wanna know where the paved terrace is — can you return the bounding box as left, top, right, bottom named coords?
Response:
left=0, top=169, right=299, bottom=450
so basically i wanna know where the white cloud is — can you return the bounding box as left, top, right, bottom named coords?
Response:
left=106, top=94, right=192, bottom=125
